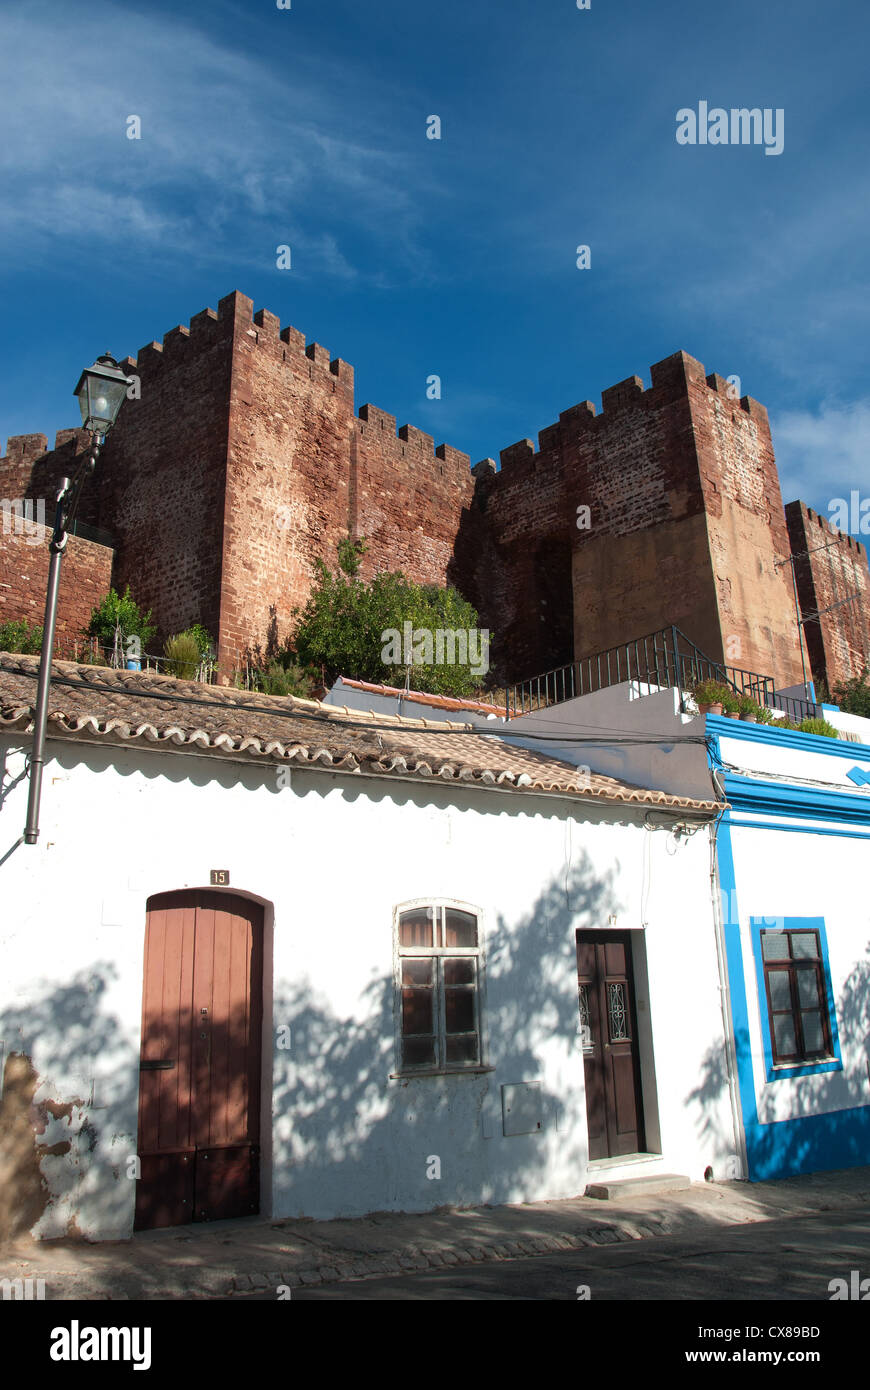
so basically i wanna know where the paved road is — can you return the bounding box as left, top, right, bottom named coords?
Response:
left=234, top=1211, right=870, bottom=1300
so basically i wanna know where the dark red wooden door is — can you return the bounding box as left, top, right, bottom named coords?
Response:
left=134, top=891, right=263, bottom=1230
left=576, top=932, right=645, bottom=1160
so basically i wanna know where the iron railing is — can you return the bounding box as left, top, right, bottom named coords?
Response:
left=504, top=624, right=817, bottom=721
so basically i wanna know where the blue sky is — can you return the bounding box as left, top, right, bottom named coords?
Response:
left=1, top=0, right=868, bottom=533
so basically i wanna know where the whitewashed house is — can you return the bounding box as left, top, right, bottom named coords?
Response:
left=507, top=676, right=870, bottom=1181
left=0, top=653, right=731, bottom=1243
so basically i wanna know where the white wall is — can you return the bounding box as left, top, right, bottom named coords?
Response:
left=0, top=733, right=736, bottom=1238
left=725, top=819, right=870, bottom=1126
left=504, top=682, right=717, bottom=802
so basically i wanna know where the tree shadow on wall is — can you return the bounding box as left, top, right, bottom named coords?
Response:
left=686, top=944, right=870, bottom=1186
left=269, top=848, right=614, bottom=1220
left=0, top=965, right=138, bottom=1246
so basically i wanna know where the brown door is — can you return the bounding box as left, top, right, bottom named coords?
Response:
left=134, top=891, right=263, bottom=1230
left=576, top=931, right=645, bottom=1160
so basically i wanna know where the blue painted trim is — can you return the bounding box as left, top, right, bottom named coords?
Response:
left=716, top=814, right=870, bottom=1181
left=748, top=917, right=843, bottom=1082
left=727, top=815, right=870, bottom=841
left=721, top=771, right=870, bottom=825
left=821, top=704, right=840, bottom=714
left=707, top=714, right=869, bottom=756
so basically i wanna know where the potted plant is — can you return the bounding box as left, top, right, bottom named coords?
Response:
left=738, top=695, right=759, bottom=722
left=720, top=688, right=741, bottom=718
left=692, top=678, right=730, bottom=715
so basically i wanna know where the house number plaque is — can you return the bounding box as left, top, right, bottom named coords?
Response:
left=210, top=870, right=230, bottom=886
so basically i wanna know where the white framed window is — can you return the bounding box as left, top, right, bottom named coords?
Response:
left=394, top=901, right=486, bottom=1073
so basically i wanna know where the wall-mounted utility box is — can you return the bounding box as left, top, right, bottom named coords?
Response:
left=501, top=1081, right=543, bottom=1136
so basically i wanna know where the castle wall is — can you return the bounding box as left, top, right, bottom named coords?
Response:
left=4, top=295, right=845, bottom=699
left=0, top=430, right=114, bottom=647
left=0, top=520, right=113, bottom=649
left=465, top=351, right=805, bottom=689
left=785, top=501, right=870, bottom=693
left=91, top=300, right=237, bottom=657
left=220, top=294, right=473, bottom=673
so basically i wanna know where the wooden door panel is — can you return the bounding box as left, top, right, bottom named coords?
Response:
left=135, top=892, right=263, bottom=1231
left=577, top=931, right=645, bottom=1161
left=195, top=1146, right=259, bottom=1221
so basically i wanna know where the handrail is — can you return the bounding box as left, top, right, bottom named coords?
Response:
left=504, top=625, right=816, bottom=721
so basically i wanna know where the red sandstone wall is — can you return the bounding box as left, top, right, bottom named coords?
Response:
left=2, top=294, right=822, bottom=698
left=0, top=429, right=115, bottom=650
left=221, top=293, right=473, bottom=673
left=785, top=501, right=870, bottom=691
left=88, top=300, right=237, bottom=657
left=686, top=361, right=804, bottom=689
left=464, top=351, right=806, bottom=689
left=0, top=522, right=113, bottom=649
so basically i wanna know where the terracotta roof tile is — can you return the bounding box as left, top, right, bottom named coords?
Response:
left=0, top=655, right=724, bottom=814
left=334, top=677, right=509, bottom=716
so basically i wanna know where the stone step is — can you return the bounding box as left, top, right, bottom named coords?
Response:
left=585, top=1172, right=692, bottom=1201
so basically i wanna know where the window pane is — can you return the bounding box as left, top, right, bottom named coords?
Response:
left=773, top=1014, right=797, bottom=1057
left=402, top=989, right=433, bottom=1035
left=801, top=1011, right=824, bottom=1054
left=797, top=968, right=822, bottom=1010
left=446, top=1034, right=479, bottom=1064
left=762, top=932, right=790, bottom=961
left=444, top=910, right=478, bottom=948
left=791, top=933, right=819, bottom=960
left=402, top=959, right=433, bottom=986
left=768, top=970, right=792, bottom=1012
left=445, top=989, right=475, bottom=1034
left=403, top=1036, right=436, bottom=1067
left=444, top=958, right=475, bottom=986
left=399, top=909, right=433, bottom=948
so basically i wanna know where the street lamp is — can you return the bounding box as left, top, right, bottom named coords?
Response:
left=23, top=353, right=131, bottom=845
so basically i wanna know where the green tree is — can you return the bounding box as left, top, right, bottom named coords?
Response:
left=85, top=587, right=156, bottom=654
left=292, top=538, right=490, bottom=698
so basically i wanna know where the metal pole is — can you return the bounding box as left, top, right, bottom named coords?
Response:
left=23, top=442, right=99, bottom=845
left=788, top=554, right=809, bottom=692
left=24, top=489, right=69, bottom=844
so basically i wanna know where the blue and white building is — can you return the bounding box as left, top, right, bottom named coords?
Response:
left=506, top=677, right=870, bottom=1181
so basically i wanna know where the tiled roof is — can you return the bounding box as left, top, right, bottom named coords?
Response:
left=0, top=655, right=724, bottom=813
left=333, top=677, right=509, bottom=716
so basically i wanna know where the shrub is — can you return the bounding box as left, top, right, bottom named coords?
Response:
left=241, top=661, right=316, bottom=698
left=798, top=717, right=840, bottom=739
left=737, top=694, right=759, bottom=715
left=163, top=632, right=202, bottom=680
left=755, top=706, right=775, bottom=724
left=0, top=619, right=44, bottom=654
left=181, top=624, right=214, bottom=660
left=832, top=668, right=870, bottom=719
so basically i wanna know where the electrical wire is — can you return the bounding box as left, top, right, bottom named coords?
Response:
left=0, top=660, right=715, bottom=748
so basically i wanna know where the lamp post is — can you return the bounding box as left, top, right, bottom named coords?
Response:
left=23, top=353, right=130, bottom=845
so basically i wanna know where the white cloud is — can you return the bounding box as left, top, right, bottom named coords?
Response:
left=772, top=400, right=870, bottom=517
left=0, top=2, right=435, bottom=280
